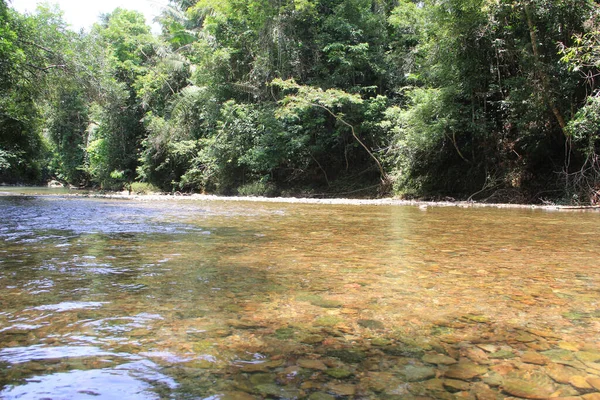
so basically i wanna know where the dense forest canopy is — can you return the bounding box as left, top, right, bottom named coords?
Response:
left=1, top=0, right=599, bottom=203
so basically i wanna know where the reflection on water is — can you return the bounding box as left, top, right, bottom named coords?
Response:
left=1, top=195, right=600, bottom=398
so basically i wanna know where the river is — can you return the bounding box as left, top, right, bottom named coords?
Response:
left=1, top=192, right=599, bottom=399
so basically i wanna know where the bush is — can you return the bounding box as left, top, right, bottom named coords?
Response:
left=237, top=181, right=278, bottom=197
left=130, top=181, right=161, bottom=194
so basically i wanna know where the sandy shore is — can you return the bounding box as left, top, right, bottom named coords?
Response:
left=53, top=191, right=599, bottom=211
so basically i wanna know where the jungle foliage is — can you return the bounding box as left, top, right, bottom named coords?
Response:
left=1, top=0, right=599, bottom=203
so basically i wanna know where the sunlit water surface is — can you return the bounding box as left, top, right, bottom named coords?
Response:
left=1, top=194, right=599, bottom=399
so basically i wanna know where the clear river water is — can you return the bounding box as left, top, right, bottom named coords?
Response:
left=1, top=192, right=600, bottom=399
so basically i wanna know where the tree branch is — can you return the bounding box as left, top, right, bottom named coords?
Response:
left=310, top=102, right=387, bottom=181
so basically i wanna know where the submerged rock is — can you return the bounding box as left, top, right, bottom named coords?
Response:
left=220, top=391, right=258, bottom=400
left=362, top=372, right=400, bottom=393
left=325, top=367, right=353, bottom=379
left=228, top=319, right=266, bottom=329
left=325, top=349, right=366, bottom=364
left=254, top=383, right=300, bottom=398
left=358, top=319, right=385, bottom=330
left=577, top=352, right=600, bottom=363
left=546, top=363, right=582, bottom=384
left=371, top=337, right=391, bottom=346
left=401, top=365, right=436, bottom=382
left=422, top=354, right=457, bottom=365
left=444, top=361, right=487, bottom=381
left=522, top=351, right=550, bottom=365
left=308, top=392, right=335, bottom=400
left=502, top=378, right=556, bottom=399
left=300, top=334, right=324, bottom=344
left=298, top=359, right=327, bottom=371
left=326, top=383, right=356, bottom=396
left=443, top=379, right=471, bottom=393
left=383, top=344, right=424, bottom=358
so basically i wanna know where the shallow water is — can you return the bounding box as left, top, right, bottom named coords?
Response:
left=1, top=194, right=600, bottom=399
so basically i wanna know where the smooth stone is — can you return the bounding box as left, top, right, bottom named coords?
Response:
left=522, top=351, right=550, bottom=365
left=577, top=352, right=600, bottom=363
left=422, top=354, right=457, bottom=365
left=570, top=376, right=594, bottom=390
left=383, top=344, right=424, bottom=358
left=515, top=333, right=538, bottom=343
left=371, top=337, right=391, bottom=346
left=402, top=365, right=436, bottom=382
left=325, top=368, right=353, bottom=379
left=559, top=342, right=583, bottom=351
left=461, top=314, right=490, bottom=323
left=228, top=319, right=266, bottom=329
left=477, top=344, right=499, bottom=353
left=254, top=384, right=300, bottom=398
left=543, top=349, right=577, bottom=362
left=528, top=329, right=561, bottom=339
left=443, top=379, right=471, bottom=393
left=408, top=379, right=454, bottom=399
left=249, top=373, right=275, bottom=386
left=471, top=382, right=497, bottom=400
left=482, top=371, right=503, bottom=387
left=220, top=392, right=258, bottom=400
left=357, top=319, right=385, bottom=330
left=298, top=359, right=327, bottom=371
left=583, top=394, right=600, bottom=400
left=546, top=363, right=581, bottom=384
left=240, top=360, right=283, bottom=373
left=465, top=347, right=491, bottom=364
left=308, top=392, right=335, bottom=400
left=300, top=334, right=324, bottom=344
left=587, top=377, right=600, bottom=390
left=274, top=327, right=295, bottom=340
left=362, top=372, right=398, bottom=393
left=489, top=349, right=516, bottom=359
left=502, top=378, right=556, bottom=399
left=326, top=383, right=356, bottom=396
left=325, top=349, right=365, bottom=363
left=445, top=362, right=487, bottom=381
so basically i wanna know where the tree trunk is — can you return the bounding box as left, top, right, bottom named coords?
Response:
left=524, top=3, right=568, bottom=136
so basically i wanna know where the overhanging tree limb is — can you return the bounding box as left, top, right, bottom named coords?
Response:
left=272, top=78, right=388, bottom=182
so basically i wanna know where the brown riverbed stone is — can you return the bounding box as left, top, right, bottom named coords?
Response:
left=585, top=363, right=600, bottom=374
left=570, top=376, right=594, bottom=390
left=308, top=392, right=335, bottom=400
left=515, top=333, right=538, bottom=343
left=587, top=377, right=600, bottom=390
left=502, top=378, right=556, bottom=399
left=465, top=347, right=491, bottom=364
left=228, top=319, right=266, bottom=329
left=220, top=391, right=258, bottom=400
left=402, top=365, right=437, bottom=382
left=362, top=372, right=404, bottom=393
left=422, top=354, right=458, bottom=365
left=471, top=382, right=498, bottom=400
left=408, top=379, right=455, bottom=399
left=476, top=344, right=499, bottom=353
left=578, top=352, right=600, bottom=363
left=547, top=363, right=582, bottom=384
left=490, top=362, right=516, bottom=376
left=298, top=359, right=327, bottom=371
left=240, top=360, right=284, bottom=372
left=552, top=397, right=584, bottom=400
left=522, top=351, right=550, bottom=365
left=527, top=328, right=562, bottom=339
left=560, top=342, right=583, bottom=351
left=583, top=394, right=600, bottom=400
left=445, top=361, right=488, bottom=381
left=326, top=383, right=356, bottom=396
left=443, top=379, right=471, bottom=393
